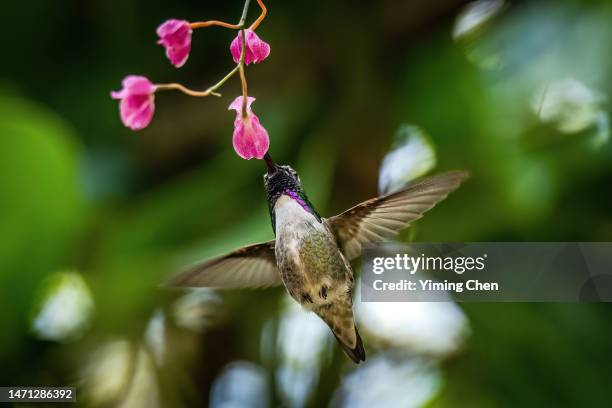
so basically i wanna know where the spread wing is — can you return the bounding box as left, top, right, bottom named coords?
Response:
left=168, top=240, right=282, bottom=289
left=327, top=171, right=469, bottom=260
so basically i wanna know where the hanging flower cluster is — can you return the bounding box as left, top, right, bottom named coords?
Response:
left=111, top=0, right=271, bottom=160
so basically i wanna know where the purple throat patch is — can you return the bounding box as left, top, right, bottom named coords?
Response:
left=285, top=189, right=311, bottom=214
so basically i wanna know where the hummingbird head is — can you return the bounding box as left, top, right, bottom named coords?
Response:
left=263, top=155, right=302, bottom=203
left=262, top=154, right=321, bottom=233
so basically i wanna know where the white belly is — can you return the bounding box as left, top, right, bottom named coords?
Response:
left=273, top=194, right=350, bottom=307
left=274, top=195, right=323, bottom=235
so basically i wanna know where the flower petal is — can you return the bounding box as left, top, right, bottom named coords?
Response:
left=228, top=96, right=256, bottom=113
left=229, top=29, right=270, bottom=65
left=156, top=19, right=192, bottom=68
left=230, top=34, right=243, bottom=64
left=122, top=75, right=156, bottom=95
left=244, top=30, right=270, bottom=63
left=231, top=112, right=269, bottom=160
left=111, top=75, right=156, bottom=131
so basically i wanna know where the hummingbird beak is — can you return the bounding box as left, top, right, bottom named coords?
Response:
left=264, top=153, right=277, bottom=174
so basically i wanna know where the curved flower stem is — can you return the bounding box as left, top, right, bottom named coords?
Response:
left=207, top=65, right=241, bottom=96
left=190, top=20, right=241, bottom=30
left=159, top=0, right=254, bottom=104
left=233, top=0, right=251, bottom=117
left=239, top=28, right=249, bottom=117
left=249, top=0, right=267, bottom=31
left=202, top=0, right=250, bottom=107
left=238, top=0, right=252, bottom=27
left=239, top=64, right=248, bottom=116
left=190, top=0, right=264, bottom=31
left=156, top=83, right=221, bottom=97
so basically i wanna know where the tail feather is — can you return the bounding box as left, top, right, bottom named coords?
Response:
left=316, top=301, right=366, bottom=364
left=334, top=326, right=366, bottom=364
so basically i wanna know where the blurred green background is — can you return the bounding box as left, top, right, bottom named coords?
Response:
left=1, top=0, right=612, bottom=406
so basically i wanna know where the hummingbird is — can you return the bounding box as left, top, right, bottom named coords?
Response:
left=170, top=153, right=468, bottom=363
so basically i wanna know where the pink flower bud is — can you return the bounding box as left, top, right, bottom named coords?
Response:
left=111, top=75, right=156, bottom=131
left=157, top=19, right=192, bottom=68
left=230, top=29, right=270, bottom=65
left=228, top=96, right=270, bottom=159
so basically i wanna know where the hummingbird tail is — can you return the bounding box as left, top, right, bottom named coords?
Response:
left=334, top=326, right=366, bottom=364
left=316, top=301, right=366, bottom=364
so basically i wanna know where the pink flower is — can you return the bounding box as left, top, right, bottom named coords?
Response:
left=228, top=96, right=270, bottom=159
left=111, top=75, right=156, bottom=131
left=157, top=19, right=192, bottom=68
left=230, top=29, right=270, bottom=65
